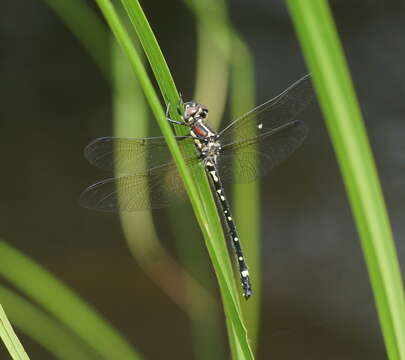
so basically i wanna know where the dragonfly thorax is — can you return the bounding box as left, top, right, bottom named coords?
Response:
left=199, top=138, right=221, bottom=162
left=189, top=118, right=220, bottom=163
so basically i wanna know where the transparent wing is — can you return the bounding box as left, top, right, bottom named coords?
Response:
left=219, top=74, right=314, bottom=145
left=84, top=136, right=193, bottom=174
left=217, top=120, right=308, bottom=184
left=80, top=159, right=201, bottom=212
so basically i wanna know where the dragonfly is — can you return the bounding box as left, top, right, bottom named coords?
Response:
left=80, top=74, right=314, bottom=299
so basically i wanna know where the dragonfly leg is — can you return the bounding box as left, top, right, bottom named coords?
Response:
left=166, top=102, right=185, bottom=126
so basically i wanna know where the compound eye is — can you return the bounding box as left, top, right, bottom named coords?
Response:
left=201, top=108, right=209, bottom=118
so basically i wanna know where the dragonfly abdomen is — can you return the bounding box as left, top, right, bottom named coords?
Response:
left=205, top=161, right=253, bottom=299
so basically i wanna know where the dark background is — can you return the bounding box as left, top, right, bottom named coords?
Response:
left=1, top=0, right=405, bottom=359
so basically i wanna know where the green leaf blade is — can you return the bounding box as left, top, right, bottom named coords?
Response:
left=287, top=1, right=405, bottom=359
left=0, top=303, right=30, bottom=360
left=0, top=286, right=98, bottom=360
left=0, top=241, right=142, bottom=360
left=98, top=0, right=254, bottom=357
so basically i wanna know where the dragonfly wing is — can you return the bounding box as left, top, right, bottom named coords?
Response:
left=217, top=120, right=308, bottom=184
left=219, top=74, right=313, bottom=145
left=80, top=157, right=201, bottom=212
left=84, top=136, right=193, bottom=174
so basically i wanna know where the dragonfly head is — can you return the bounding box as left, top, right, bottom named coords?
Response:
left=183, top=102, right=209, bottom=125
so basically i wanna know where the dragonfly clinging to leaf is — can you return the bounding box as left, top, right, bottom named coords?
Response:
left=80, top=74, right=314, bottom=299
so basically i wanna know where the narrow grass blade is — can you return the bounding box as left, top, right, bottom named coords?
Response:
left=0, top=241, right=142, bottom=360
left=118, top=1, right=254, bottom=357
left=0, top=286, right=98, bottom=360
left=173, top=1, right=233, bottom=358
left=184, top=0, right=262, bottom=351
left=286, top=1, right=405, bottom=359
left=96, top=0, right=253, bottom=357
left=0, top=302, right=29, bottom=360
